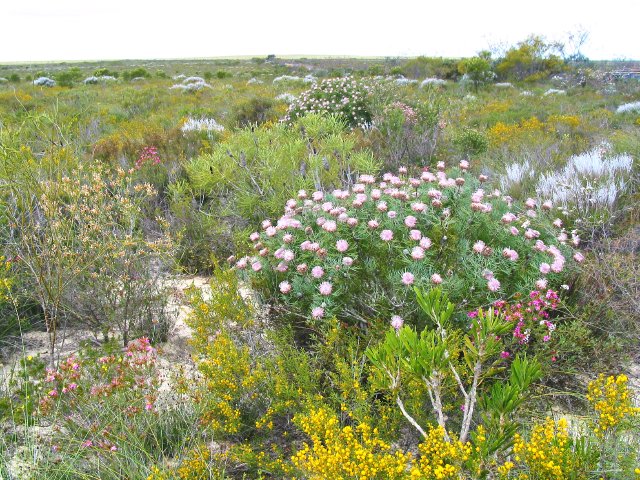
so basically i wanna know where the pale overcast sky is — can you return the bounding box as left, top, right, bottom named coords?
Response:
left=1, top=0, right=638, bottom=62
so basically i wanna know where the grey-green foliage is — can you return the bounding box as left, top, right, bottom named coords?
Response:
left=187, top=114, right=379, bottom=223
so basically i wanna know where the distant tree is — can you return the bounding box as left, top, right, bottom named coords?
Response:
left=94, top=68, right=119, bottom=78
left=55, top=67, right=84, bottom=87
left=496, top=35, right=565, bottom=82
left=458, top=54, right=493, bottom=91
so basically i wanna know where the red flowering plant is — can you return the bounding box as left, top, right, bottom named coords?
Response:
left=135, top=145, right=161, bottom=169
left=235, top=162, right=583, bottom=332
left=468, top=289, right=562, bottom=362
left=37, top=338, right=160, bottom=459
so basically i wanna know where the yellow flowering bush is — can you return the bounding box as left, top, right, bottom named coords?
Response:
left=408, top=426, right=472, bottom=479
left=586, top=374, right=640, bottom=438
left=488, top=117, right=544, bottom=146
left=511, top=417, right=574, bottom=480
left=291, top=407, right=411, bottom=479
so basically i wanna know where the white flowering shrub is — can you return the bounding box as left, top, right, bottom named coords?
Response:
left=535, top=145, right=633, bottom=218
left=83, top=76, right=117, bottom=85
left=273, top=75, right=303, bottom=84
left=283, top=76, right=373, bottom=128
left=33, top=77, right=56, bottom=87
left=275, top=93, right=296, bottom=104
left=181, top=117, right=224, bottom=133
left=420, top=78, right=447, bottom=87
left=237, top=163, right=581, bottom=329
left=616, top=101, right=640, bottom=114
left=170, top=76, right=211, bottom=92
left=543, top=88, right=566, bottom=96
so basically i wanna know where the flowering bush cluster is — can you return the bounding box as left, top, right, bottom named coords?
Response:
left=237, top=163, right=582, bottom=326
left=587, top=374, right=640, bottom=438
left=283, top=76, right=373, bottom=128
left=135, top=145, right=161, bottom=169
left=469, top=289, right=562, bottom=360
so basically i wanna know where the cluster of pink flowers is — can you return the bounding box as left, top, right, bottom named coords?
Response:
left=135, top=146, right=161, bottom=169
left=387, top=101, right=418, bottom=125
left=39, top=337, right=158, bottom=415
left=470, top=290, right=561, bottom=359
left=237, top=163, right=582, bottom=321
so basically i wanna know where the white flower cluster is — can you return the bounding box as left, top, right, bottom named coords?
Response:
left=247, top=77, right=263, bottom=85
left=536, top=145, right=633, bottom=213
left=275, top=93, right=296, bottom=104
left=616, top=101, right=640, bottom=114
left=170, top=76, right=211, bottom=92
left=33, top=77, right=56, bottom=87
left=0, top=77, right=8, bottom=83
left=394, top=76, right=418, bottom=86
left=181, top=117, right=224, bottom=133
left=420, top=78, right=447, bottom=87
left=543, top=88, right=566, bottom=96
left=83, top=76, right=117, bottom=84
left=495, top=82, right=514, bottom=88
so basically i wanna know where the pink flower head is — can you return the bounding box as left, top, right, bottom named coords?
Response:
left=404, top=215, right=417, bottom=228
left=297, top=263, right=308, bottom=273
left=455, top=177, right=465, bottom=186
left=376, top=201, right=388, bottom=212
left=249, top=232, right=260, bottom=242
left=391, top=315, right=404, bottom=330
left=542, top=200, right=553, bottom=210
left=436, top=161, right=445, bottom=171
left=283, top=250, right=295, bottom=261
left=279, top=281, right=292, bottom=294
left=387, top=210, right=397, bottom=219
left=283, top=233, right=293, bottom=244
left=347, top=217, right=358, bottom=227
left=411, top=202, right=426, bottom=212
left=311, top=266, right=325, bottom=278
left=265, top=226, right=277, bottom=237
left=261, top=219, right=272, bottom=229
left=487, top=277, right=501, bottom=292
left=342, top=256, right=353, bottom=266
left=459, top=160, right=469, bottom=170
left=525, top=198, right=536, bottom=209
left=235, top=258, right=248, bottom=270
left=319, top=282, right=333, bottom=296
left=336, top=239, right=349, bottom=252
left=553, top=218, right=563, bottom=228
left=539, top=263, right=551, bottom=275
left=251, top=261, right=262, bottom=272
left=371, top=189, right=382, bottom=200
left=380, top=229, right=393, bottom=241
left=401, top=272, right=415, bottom=285
left=311, top=306, right=324, bottom=319
left=501, top=213, right=516, bottom=224
left=510, top=226, right=519, bottom=236
left=322, top=220, right=337, bottom=232
left=411, top=246, right=425, bottom=260
left=472, top=240, right=486, bottom=254
left=502, top=248, right=519, bottom=261
left=409, top=229, right=422, bottom=241
left=431, top=273, right=443, bottom=284
left=573, top=252, right=584, bottom=263
left=535, top=278, right=548, bottom=289
left=500, top=351, right=510, bottom=359
left=368, top=219, right=379, bottom=229
left=298, top=189, right=308, bottom=199
left=312, top=191, right=324, bottom=202
left=420, top=237, right=432, bottom=249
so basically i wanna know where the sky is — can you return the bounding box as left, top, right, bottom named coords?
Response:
left=1, top=0, right=638, bottom=62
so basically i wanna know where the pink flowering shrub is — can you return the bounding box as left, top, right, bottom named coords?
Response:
left=34, top=338, right=177, bottom=471
left=283, top=76, right=372, bottom=128
left=236, top=163, right=582, bottom=327
left=468, top=289, right=562, bottom=361
left=135, top=145, right=161, bottom=169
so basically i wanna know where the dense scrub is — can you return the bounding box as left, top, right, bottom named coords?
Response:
left=1, top=52, right=639, bottom=479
